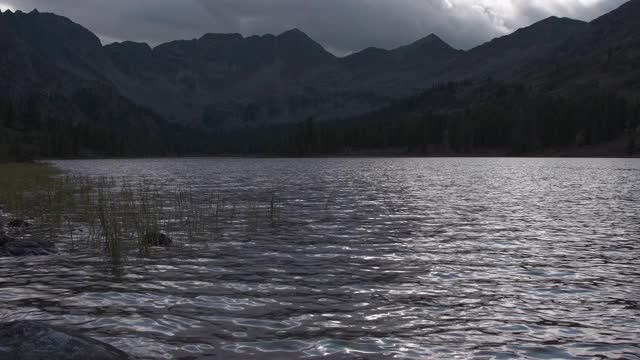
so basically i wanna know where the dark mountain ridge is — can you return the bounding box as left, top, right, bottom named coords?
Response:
left=1, top=1, right=639, bottom=160
left=440, top=17, right=588, bottom=82
left=0, top=6, right=602, bottom=128
left=0, top=9, right=110, bottom=88
left=527, top=0, right=640, bottom=97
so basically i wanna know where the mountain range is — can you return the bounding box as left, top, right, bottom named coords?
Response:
left=1, top=0, right=637, bottom=132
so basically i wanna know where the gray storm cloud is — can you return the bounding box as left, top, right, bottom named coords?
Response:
left=1, top=0, right=629, bottom=54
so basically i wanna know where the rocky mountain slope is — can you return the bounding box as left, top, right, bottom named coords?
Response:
left=527, top=0, right=640, bottom=97
left=0, top=0, right=637, bottom=131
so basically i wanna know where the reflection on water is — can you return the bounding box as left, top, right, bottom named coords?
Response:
left=1, top=158, right=639, bottom=359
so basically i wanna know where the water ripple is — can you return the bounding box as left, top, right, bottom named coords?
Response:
left=0, top=158, right=638, bottom=359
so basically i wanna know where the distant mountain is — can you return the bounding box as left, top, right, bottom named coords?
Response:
left=527, top=0, right=640, bottom=96
left=0, top=9, right=108, bottom=95
left=0, top=10, right=208, bottom=160
left=104, top=28, right=343, bottom=127
left=440, top=16, right=587, bottom=82
left=342, top=34, right=463, bottom=96
left=97, top=14, right=596, bottom=127
left=344, top=34, right=460, bottom=71
left=0, top=1, right=638, bottom=133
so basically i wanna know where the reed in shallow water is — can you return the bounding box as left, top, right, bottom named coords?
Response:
left=0, top=163, right=285, bottom=259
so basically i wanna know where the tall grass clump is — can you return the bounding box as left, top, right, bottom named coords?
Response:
left=0, top=162, right=287, bottom=259
left=0, top=163, right=61, bottom=218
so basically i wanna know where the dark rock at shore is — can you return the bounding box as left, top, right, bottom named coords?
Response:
left=143, top=231, right=172, bottom=246
left=8, top=219, right=31, bottom=228
left=0, top=235, right=58, bottom=257
left=0, top=321, right=129, bottom=360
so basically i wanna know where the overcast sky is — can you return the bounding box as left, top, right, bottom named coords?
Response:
left=0, top=0, right=628, bottom=55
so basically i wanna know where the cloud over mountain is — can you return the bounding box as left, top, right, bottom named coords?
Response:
left=2, top=0, right=629, bottom=54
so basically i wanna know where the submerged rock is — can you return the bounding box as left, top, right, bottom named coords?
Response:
left=0, top=235, right=57, bottom=257
left=8, top=219, right=31, bottom=228
left=143, top=231, right=172, bottom=246
left=0, top=321, right=129, bottom=360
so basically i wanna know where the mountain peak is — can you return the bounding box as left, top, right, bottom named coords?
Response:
left=411, top=34, right=453, bottom=49
left=396, top=33, right=454, bottom=51
left=519, top=15, right=586, bottom=34
left=277, top=28, right=313, bottom=42
left=535, top=15, right=586, bottom=27
left=278, top=28, right=305, bottom=36
left=394, top=33, right=457, bottom=60
left=274, top=28, right=336, bottom=64
left=1, top=9, right=102, bottom=46
left=276, top=28, right=319, bottom=46
left=105, top=40, right=151, bottom=52
left=199, top=33, right=244, bottom=43
left=471, top=14, right=587, bottom=54
left=424, top=33, right=444, bottom=41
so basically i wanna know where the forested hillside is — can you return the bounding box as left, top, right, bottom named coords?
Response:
left=205, top=82, right=640, bottom=156
left=0, top=92, right=211, bottom=161
left=1, top=82, right=638, bottom=161
left=0, top=1, right=639, bottom=160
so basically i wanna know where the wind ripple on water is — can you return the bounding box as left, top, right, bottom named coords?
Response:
left=1, top=158, right=639, bottom=359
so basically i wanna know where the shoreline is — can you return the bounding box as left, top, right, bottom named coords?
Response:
left=26, top=153, right=640, bottom=162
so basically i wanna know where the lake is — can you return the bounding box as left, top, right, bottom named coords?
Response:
left=1, top=158, right=639, bottom=359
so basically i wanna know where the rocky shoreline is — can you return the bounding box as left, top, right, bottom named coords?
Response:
left=0, top=211, right=131, bottom=359
left=0, top=321, right=129, bottom=360
left=0, top=213, right=58, bottom=257
left=0, top=234, right=58, bottom=257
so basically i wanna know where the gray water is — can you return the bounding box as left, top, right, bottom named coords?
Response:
left=1, top=158, right=639, bottom=359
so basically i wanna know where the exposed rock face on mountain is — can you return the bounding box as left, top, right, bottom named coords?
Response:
left=527, top=0, right=640, bottom=95
left=342, top=34, right=463, bottom=99
left=103, top=28, right=346, bottom=127
left=0, top=9, right=108, bottom=96
left=104, top=18, right=589, bottom=128
left=0, top=1, right=638, bottom=131
left=0, top=9, right=167, bottom=138
left=440, top=17, right=587, bottom=82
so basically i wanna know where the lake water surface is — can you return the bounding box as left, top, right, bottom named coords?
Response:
left=2, top=158, right=639, bottom=359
